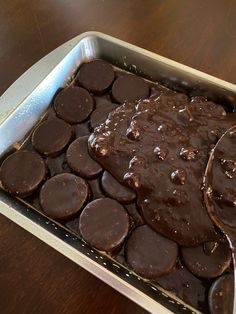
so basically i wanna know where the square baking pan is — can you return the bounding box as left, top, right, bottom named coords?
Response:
left=0, top=32, right=235, bottom=314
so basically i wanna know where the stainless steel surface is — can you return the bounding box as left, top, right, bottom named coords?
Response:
left=0, top=31, right=235, bottom=314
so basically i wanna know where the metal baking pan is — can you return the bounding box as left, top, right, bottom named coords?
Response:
left=0, top=31, right=235, bottom=314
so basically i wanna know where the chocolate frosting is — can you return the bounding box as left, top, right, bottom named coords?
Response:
left=88, top=94, right=236, bottom=246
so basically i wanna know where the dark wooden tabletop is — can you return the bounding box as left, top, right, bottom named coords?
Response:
left=1, top=1, right=236, bottom=313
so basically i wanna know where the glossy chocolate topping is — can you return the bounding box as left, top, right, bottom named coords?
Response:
left=88, top=93, right=236, bottom=246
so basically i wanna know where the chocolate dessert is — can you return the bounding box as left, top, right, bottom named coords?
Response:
left=77, top=59, right=115, bottom=94
left=0, top=59, right=235, bottom=314
left=66, top=136, right=102, bottom=179
left=88, top=96, right=231, bottom=246
left=54, top=86, right=94, bottom=124
left=32, top=116, right=73, bottom=156
left=208, top=273, right=234, bottom=314
left=40, top=173, right=89, bottom=220
left=79, top=198, right=130, bottom=252
left=0, top=150, right=46, bottom=197
left=101, top=171, right=136, bottom=204
left=125, top=225, right=178, bottom=278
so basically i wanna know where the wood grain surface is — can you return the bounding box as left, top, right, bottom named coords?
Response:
left=1, top=1, right=236, bottom=313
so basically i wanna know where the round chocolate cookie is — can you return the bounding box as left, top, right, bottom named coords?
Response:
left=181, top=240, right=231, bottom=279
left=40, top=173, right=89, bottom=220
left=90, top=97, right=118, bottom=129
left=79, top=198, right=130, bottom=252
left=101, top=171, right=136, bottom=204
left=0, top=151, right=46, bottom=198
left=112, top=74, right=149, bottom=103
left=156, top=262, right=210, bottom=312
left=125, top=225, right=178, bottom=279
left=32, top=117, right=73, bottom=156
left=204, top=125, right=236, bottom=229
left=208, top=273, right=234, bottom=314
left=66, top=136, right=102, bottom=179
left=77, top=59, right=115, bottom=94
left=54, top=87, right=94, bottom=124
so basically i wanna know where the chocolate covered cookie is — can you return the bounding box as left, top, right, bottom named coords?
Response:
left=90, top=97, right=118, bottom=129
left=0, top=151, right=46, bottom=197
left=181, top=240, right=231, bottom=278
left=156, top=263, right=210, bottom=312
left=66, top=136, right=102, bottom=179
left=40, top=173, right=89, bottom=220
left=54, top=87, right=94, bottom=124
left=112, top=74, right=149, bottom=103
left=101, top=171, right=136, bottom=204
left=204, top=126, right=236, bottom=229
left=79, top=198, right=129, bottom=252
left=77, top=59, right=115, bottom=94
left=32, top=117, right=73, bottom=156
left=125, top=225, right=178, bottom=279
left=208, top=273, right=234, bottom=314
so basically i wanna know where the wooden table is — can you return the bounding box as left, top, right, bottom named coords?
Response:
left=1, top=1, right=236, bottom=313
